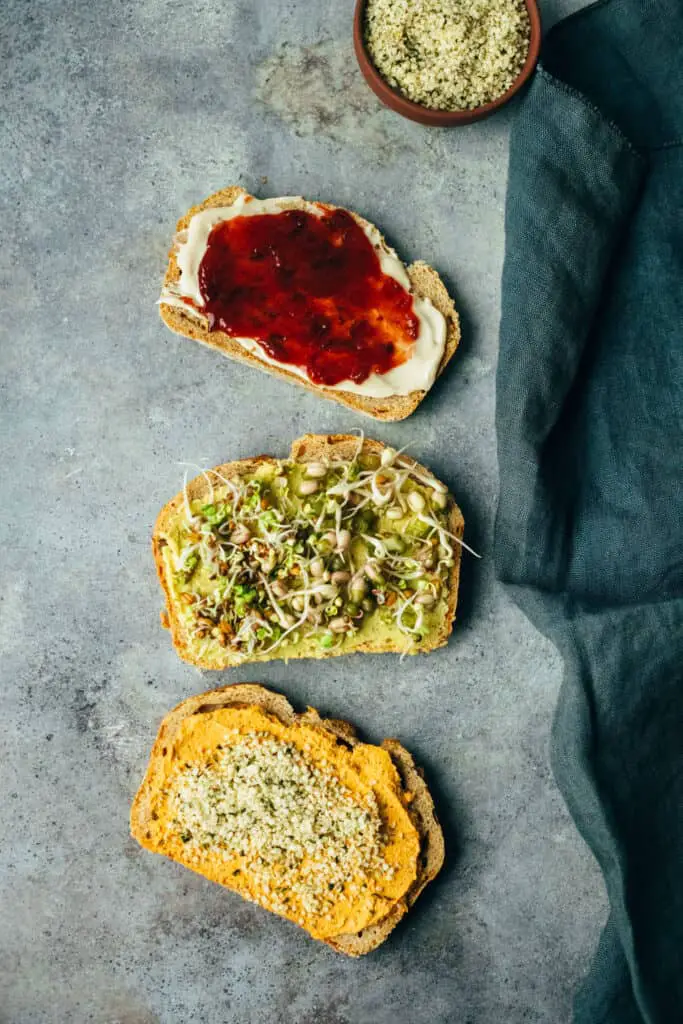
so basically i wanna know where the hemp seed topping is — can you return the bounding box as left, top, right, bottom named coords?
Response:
left=364, top=0, right=531, bottom=111
left=167, top=731, right=394, bottom=921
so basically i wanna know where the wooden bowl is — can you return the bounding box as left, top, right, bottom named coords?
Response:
left=353, top=0, right=541, bottom=126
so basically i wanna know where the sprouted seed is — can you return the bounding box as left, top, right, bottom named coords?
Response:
left=168, top=444, right=477, bottom=660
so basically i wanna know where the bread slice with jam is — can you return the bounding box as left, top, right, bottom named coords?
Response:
left=130, top=683, right=445, bottom=955
left=153, top=434, right=466, bottom=669
left=158, top=187, right=460, bottom=421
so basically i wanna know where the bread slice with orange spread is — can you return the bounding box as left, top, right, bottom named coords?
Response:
left=153, top=434, right=467, bottom=670
left=130, top=684, right=445, bottom=955
left=158, top=187, right=460, bottom=421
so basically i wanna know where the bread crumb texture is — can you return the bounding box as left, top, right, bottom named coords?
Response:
left=365, top=0, right=530, bottom=111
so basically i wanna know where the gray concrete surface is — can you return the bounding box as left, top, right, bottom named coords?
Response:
left=1, top=1, right=607, bottom=1021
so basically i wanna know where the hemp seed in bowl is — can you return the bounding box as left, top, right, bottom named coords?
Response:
left=364, top=0, right=532, bottom=112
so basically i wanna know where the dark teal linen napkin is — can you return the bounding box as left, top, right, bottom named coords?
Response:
left=494, top=1, right=683, bottom=1020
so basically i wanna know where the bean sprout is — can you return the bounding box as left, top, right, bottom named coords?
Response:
left=170, top=443, right=477, bottom=660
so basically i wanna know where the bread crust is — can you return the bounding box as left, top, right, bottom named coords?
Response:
left=130, top=683, right=445, bottom=956
left=152, top=434, right=465, bottom=669
left=159, top=187, right=460, bottom=421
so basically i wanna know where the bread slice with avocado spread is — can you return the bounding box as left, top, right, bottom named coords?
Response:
left=153, top=434, right=466, bottom=669
left=130, top=684, right=445, bottom=955
left=158, top=187, right=460, bottom=421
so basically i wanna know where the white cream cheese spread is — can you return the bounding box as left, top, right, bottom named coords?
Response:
left=159, top=195, right=447, bottom=398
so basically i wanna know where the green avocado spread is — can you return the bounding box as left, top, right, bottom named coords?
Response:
left=162, top=445, right=459, bottom=663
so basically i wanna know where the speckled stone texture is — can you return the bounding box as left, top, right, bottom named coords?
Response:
left=1, top=1, right=606, bottom=1021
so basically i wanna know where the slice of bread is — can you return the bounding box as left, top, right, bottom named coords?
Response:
left=153, top=434, right=465, bottom=669
left=130, top=683, right=445, bottom=955
left=159, top=187, right=460, bottom=421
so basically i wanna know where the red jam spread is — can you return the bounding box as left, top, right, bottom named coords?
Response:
left=197, top=206, right=420, bottom=387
